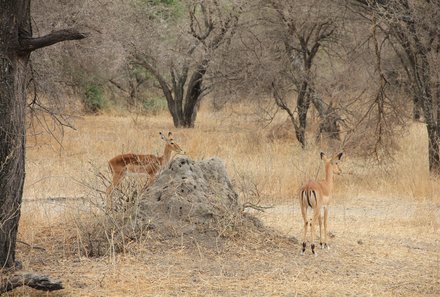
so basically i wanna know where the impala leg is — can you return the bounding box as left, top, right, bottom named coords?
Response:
left=318, top=212, right=323, bottom=249
left=311, top=209, right=320, bottom=256
left=323, top=206, right=329, bottom=249
left=302, top=221, right=308, bottom=255
left=300, top=197, right=308, bottom=255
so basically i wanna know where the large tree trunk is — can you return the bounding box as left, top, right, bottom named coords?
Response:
left=426, top=124, right=440, bottom=174
left=0, top=0, right=31, bottom=269
left=165, top=61, right=208, bottom=128
left=420, top=78, right=440, bottom=174
left=415, top=37, right=440, bottom=174
left=181, top=60, right=208, bottom=128
left=0, top=0, right=86, bottom=269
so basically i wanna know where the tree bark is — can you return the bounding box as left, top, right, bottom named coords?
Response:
left=413, top=31, right=440, bottom=174
left=0, top=0, right=30, bottom=269
left=295, top=81, right=311, bottom=148
left=0, top=0, right=86, bottom=269
left=182, top=60, right=208, bottom=128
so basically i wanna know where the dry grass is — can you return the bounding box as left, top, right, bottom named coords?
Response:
left=10, top=103, right=440, bottom=296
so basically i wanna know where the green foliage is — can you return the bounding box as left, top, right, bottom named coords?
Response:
left=83, top=84, right=108, bottom=113
left=135, top=0, right=183, bottom=21
left=130, top=65, right=151, bottom=82
left=142, top=96, right=167, bottom=114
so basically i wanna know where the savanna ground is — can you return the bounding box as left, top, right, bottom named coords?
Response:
left=9, top=103, right=440, bottom=296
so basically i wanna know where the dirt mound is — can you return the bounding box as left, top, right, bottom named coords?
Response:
left=134, top=156, right=256, bottom=237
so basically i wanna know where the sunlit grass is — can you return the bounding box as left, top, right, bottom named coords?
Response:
left=24, top=103, right=439, bottom=204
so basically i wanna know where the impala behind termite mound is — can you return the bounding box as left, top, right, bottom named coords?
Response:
left=299, top=152, right=343, bottom=256
left=106, top=131, right=185, bottom=210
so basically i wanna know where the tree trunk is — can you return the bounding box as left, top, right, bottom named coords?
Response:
left=416, top=41, right=440, bottom=174
left=182, top=61, right=208, bottom=128
left=408, top=11, right=440, bottom=174
left=169, top=92, right=183, bottom=128
left=421, top=84, right=440, bottom=174
left=310, top=90, right=341, bottom=141
left=413, top=95, right=422, bottom=121
left=0, top=0, right=86, bottom=269
left=295, top=81, right=311, bottom=148
left=435, top=82, right=440, bottom=136
left=0, top=0, right=31, bottom=269
left=426, top=124, right=440, bottom=174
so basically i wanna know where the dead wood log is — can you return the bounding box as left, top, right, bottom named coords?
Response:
left=0, top=273, right=63, bottom=294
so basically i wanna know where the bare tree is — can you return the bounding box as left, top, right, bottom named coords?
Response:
left=266, top=0, right=341, bottom=148
left=134, top=0, right=241, bottom=128
left=0, top=1, right=86, bottom=270
left=351, top=0, right=440, bottom=173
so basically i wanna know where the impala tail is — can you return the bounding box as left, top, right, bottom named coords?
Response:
left=300, top=188, right=318, bottom=209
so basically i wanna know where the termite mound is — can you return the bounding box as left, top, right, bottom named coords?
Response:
left=134, top=156, right=261, bottom=238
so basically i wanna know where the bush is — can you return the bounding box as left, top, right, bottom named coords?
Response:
left=83, top=84, right=108, bottom=113
left=142, top=96, right=167, bottom=114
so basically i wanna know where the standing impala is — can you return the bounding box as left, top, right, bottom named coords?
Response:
left=106, top=131, right=185, bottom=209
left=299, top=152, right=343, bottom=256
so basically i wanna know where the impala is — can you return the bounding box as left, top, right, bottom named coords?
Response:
left=299, top=152, right=343, bottom=256
left=105, top=131, right=185, bottom=209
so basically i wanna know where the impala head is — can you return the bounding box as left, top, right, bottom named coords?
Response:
left=160, top=131, right=185, bottom=154
left=320, top=152, right=344, bottom=175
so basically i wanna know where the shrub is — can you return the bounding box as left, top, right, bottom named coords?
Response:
left=142, top=96, right=167, bottom=114
left=83, top=84, right=108, bottom=113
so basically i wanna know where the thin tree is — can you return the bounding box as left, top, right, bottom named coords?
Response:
left=268, top=0, right=340, bottom=148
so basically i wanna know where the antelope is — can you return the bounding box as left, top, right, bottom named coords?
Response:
left=299, top=152, right=343, bottom=256
left=105, top=131, right=185, bottom=209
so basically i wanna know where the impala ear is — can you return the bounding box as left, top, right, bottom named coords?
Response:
left=160, top=131, right=167, bottom=141
left=320, top=152, right=326, bottom=160
left=336, top=152, right=344, bottom=160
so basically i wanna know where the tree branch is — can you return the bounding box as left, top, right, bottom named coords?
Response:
left=19, top=29, right=88, bottom=53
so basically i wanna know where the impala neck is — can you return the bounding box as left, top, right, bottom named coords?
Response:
left=325, top=161, right=334, bottom=189
left=159, top=143, right=172, bottom=166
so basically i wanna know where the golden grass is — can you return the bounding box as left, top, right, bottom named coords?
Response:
left=14, top=103, right=440, bottom=296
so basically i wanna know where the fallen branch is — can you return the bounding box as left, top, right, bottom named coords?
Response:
left=242, top=202, right=274, bottom=212
left=16, top=240, right=46, bottom=251
left=0, top=273, right=63, bottom=294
